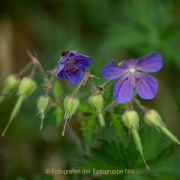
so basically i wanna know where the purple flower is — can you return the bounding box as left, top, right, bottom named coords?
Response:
left=57, top=51, right=92, bottom=86
left=101, top=52, right=163, bottom=103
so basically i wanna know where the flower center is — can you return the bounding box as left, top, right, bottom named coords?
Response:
left=129, top=68, right=136, bottom=74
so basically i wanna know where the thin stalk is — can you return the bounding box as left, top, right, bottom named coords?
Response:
left=2, top=95, right=26, bottom=137
left=71, top=75, right=87, bottom=98
left=15, top=61, right=32, bottom=78
left=38, top=62, right=48, bottom=82
left=132, top=97, right=148, bottom=113
left=97, top=79, right=114, bottom=91
left=29, top=66, right=36, bottom=79
left=128, top=101, right=133, bottom=109
left=104, top=100, right=117, bottom=113
left=44, top=73, right=56, bottom=97
left=26, top=49, right=48, bottom=82
left=88, top=76, right=97, bottom=95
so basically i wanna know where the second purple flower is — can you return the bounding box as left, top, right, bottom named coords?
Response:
left=101, top=52, right=163, bottom=103
left=57, top=51, right=92, bottom=86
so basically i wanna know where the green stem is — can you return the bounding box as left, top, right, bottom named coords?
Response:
left=104, top=100, right=117, bottom=113
left=97, top=112, right=105, bottom=127
left=98, top=79, right=114, bottom=91
left=71, top=75, right=87, bottom=98
left=88, top=76, right=97, bottom=95
left=131, top=127, right=149, bottom=169
left=15, top=61, right=32, bottom=78
left=132, top=97, right=148, bottom=113
left=160, top=126, right=180, bottom=145
left=44, top=73, right=56, bottom=97
left=2, top=94, right=25, bottom=137
left=38, top=62, right=48, bottom=82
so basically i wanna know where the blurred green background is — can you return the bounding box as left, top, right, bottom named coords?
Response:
left=0, top=0, right=180, bottom=179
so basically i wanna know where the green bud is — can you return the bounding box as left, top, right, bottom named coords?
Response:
left=145, top=110, right=180, bottom=145
left=37, top=96, right=52, bottom=115
left=1, top=77, right=36, bottom=136
left=144, top=110, right=165, bottom=128
left=88, top=94, right=105, bottom=127
left=122, top=110, right=139, bottom=129
left=0, top=75, right=20, bottom=103
left=64, top=96, right=79, bottom=120
left=18, top=77, right=36, bottom=97
left=37, top=96, right=52, bottom=130
left=3, top=75, right=20, bottom=95
left=122, top=110, right=149, bottom=169
left=88, top=94, right=104, bottom=112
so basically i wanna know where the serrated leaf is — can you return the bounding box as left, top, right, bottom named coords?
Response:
left=79, top=114, right=97, bottom=148
left=109, top=113, right=127, bottom=142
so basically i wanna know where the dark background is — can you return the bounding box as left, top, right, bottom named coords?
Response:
left=0, top=0, right=180, bottom=179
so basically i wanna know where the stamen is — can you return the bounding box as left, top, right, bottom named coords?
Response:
left=130, top=68, right=136, bottom=74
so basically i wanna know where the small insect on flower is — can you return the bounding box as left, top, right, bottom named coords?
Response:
left=101, top=52, right=163, bottom=103
left=57, top=51, right=92, bottom=86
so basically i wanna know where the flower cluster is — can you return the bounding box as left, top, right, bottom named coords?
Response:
left=1, top=50, right=179, bottom=170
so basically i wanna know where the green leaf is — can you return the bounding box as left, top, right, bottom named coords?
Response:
left=78, top=100, right=94, bottom=114
left=53, top=80, right=62, bottom=97
left=79, top=114, right=97, bottom=148
left=54, top=104, right=63, bottom=127
left=109, top=112, right=127, bottom=143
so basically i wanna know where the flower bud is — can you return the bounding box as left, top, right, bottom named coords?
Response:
left=88, top=94, right=104, bottom=113
left=88, top=94, right=105, bottom=127
left=1, top=77, right=36, bottom=137
left=122, top=110, right=149, bottom=169
left=3, top=75, right=20, bottom=95
left=18, top=77, right=36, bottom=97
left=145, top=110, right=180, bottom=145
left=37, top=96, right=52, bottom=130
left=122, top=110, right=139, bottom=129
left=64, top=96, right=79, bottom=120
left=144, top=110, right=165, bottom=128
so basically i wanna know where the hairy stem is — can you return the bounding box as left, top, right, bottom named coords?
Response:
left=97, top=79, right=114, bottom=91
left=88, top=75, right=97, bottom=95
left=104, top=100, right=117, bottom=113
left=132, top=97, right=148, bottom=113
left=71, top=75, right=87, bottom=98
left=15, top=62, right=32, bottom=78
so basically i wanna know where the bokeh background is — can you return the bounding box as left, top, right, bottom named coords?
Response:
left=0, top=0, right=180, bottom=179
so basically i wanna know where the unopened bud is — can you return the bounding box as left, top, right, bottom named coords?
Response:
left=64, top=96, right=79, bottom=120
left=88, top=94, right=105, bottom=127
left=122, top=110, right=139, bottom=129
left=3, top=75, right=20, bottom=95
left=0, top=75, right=20, bottom=103
left=144, top=110, right=165, bottom=128
left=37, top=96, right=52, bottom=130
left=1, top=78, right=36, bottom=136
left=122, top=110, right=149, bottom=169
left=88, top=94, right=104, bottom=113
left=145, top=110, right=180, bottom=145
left=18, top=77, right=36, bottom=97
left=62, top=96, right=79, bottom=136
